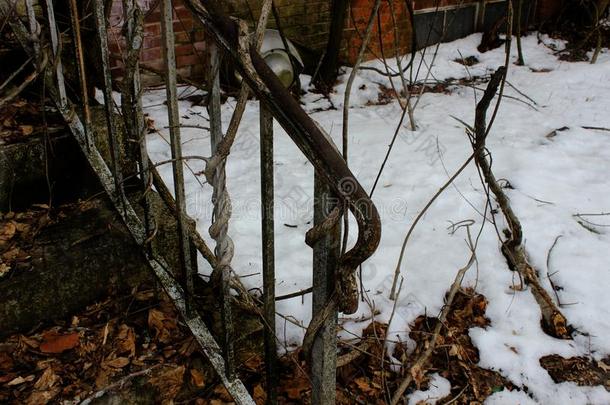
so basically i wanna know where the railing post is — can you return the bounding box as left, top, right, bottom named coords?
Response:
left=93, top=0, right=126, bottom=206
left=207, top=40, right=236, bottom=379
left=259, top=103, right=278, bottom=404
left=68, top=0, right=93, bottom=151
left=121, top=0, right=155, bottom=252
left=43, top=0, right=67, bottom=108
left=311, top=174, right=340, bottom=405
left=159, top=0, right=197, bottom=312
left=24, top=0, right=40, bottom=63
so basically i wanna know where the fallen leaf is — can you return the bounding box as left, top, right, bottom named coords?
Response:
left=253, top=383, right=266, bottom=404
left=104, top=357, right=130, bottom=369
left=116, top=324, right=136, bottom=357
left=354, top=376, right=379, bottom=396
left=134, top=289, right=155, bottom=301
left=0, top=221, right=16, bottom=241
left=7, top=376, right=27, bottom=386
left=410, top=363, right=427, bottom=389
left=0, top=352, right=13, bottom=370
left=20, top=335, right=40, bottom=349
left=26, top=387, right=60, bottom=405
left=19, top=125, right=34, bottom=136
left=149, top=366, right=185, bottom=401
left=190, top=368, right=205, bottom=388
left=148, top=308, right=176, bottom=343
left=40, top=332, right=79, bottom=354
left=33, top=367, right=59, bottom=390
left=0, top=263, right=10, bottom=277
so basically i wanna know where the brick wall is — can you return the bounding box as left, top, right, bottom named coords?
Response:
left=343, top=0, right=411, bottom=64
left=108, top=0, right=562, bottom=84
left=108, top=0, right=208, bottom=84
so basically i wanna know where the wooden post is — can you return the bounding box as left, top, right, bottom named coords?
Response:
left=311, top=175, right=340, bottom=405
left=260, top=103, right=278, bottom=404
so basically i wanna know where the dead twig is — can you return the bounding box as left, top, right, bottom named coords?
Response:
left=546, top=234, right=563, bottom=306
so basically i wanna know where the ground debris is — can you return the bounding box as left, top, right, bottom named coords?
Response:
left=0, top=286, right=222, bottom=404
left=0, top=205, right=50, bottom=279
left=400, top=288, right=515, bottom=404
left=540, top=355, right=610, bottom=391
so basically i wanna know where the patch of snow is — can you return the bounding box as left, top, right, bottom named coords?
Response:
left=141, top=33, right=610, bottom=403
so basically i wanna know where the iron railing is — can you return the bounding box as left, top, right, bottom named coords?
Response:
left=0, top=0, right=382, bottom=403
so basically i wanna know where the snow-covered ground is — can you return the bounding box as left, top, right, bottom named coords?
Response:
left=140, top=34, right=610, bottom=404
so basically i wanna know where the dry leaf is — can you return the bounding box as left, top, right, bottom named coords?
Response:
left=0, top=221, right=16, bottom=241
left=0, top=263, right=10, bottom=277
left=33, top=367, right=59, bottom=390
left=148, top=308, right=175, bottom=343
left=149, top=366, right=185, bottom=401
left=253, top=384, right=266, bottom=404
left=116, top=324, right=136, bottom=357
left=354, top=376, right=379, bottom=395
left=39, top=332, right=79, bottom=354
left=410, top=363, right=426, bottom=388
left=0, top=352, right=14, bottom=370
left=134, top=289, right=155, bottom=301
left=25, top=387, right=60, bottom=405
left=20, top=335, right=40, bottom=349
left=19, top=125, right=33, bottom=136
left=190, top=368, right=205, bottom=388
left=213, top=385, right=234, bottom=402
left=104, top=357, right=130, bottom=369
left=7, top=376, right=27, bottom=386
left=178, top=337, right=197, bottom=357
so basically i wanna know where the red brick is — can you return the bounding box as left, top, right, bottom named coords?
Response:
left=175, top=43, right=195, bottom=56
left=141, top=47, right=162, bottom=62
left=176, top=54, right=201, bottom=68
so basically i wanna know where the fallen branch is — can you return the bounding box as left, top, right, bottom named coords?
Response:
left=80, top=365, right=163, bottom=405
left=471, top=68, right=571, bottom=339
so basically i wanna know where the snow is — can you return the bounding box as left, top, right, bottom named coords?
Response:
left=407, top=373, right=451, bottom=405
left=141, top=33, right=610, bottom=404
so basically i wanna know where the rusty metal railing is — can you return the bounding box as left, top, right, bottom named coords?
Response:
left=1, top=0, right=382, bottom=403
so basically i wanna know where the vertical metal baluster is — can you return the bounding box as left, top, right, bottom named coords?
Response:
left=159, top=0, right=196, bottom=312
left=259, top=103, right=278, bottom=403
left=68, top=0, right=93, bottom=151
left=207, top=41, right=235, bottom=380
left=24, top=0, right=40, bottom=63
left=311, top=175, right=340, bottom=405
left=93, top=0, right=126, bottom=207
left=122, top=0, right=154, bottom=251
left=43, top=0, right=67, bottom=108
